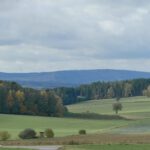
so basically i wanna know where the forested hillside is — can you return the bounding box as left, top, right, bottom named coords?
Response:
left=0, top=81, right=65, bottom=116
left=53, top=79, right=150, bottom=105
left=1, top=78, right=150, bottom=116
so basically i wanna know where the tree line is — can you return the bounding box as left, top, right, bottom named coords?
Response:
left=52, top=78, right=150, bottom=105
left=1, top=78, right=150, bottom=116
left=0, top=81, right=66, bottom=117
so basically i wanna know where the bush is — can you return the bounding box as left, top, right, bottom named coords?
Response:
left=19, top=128, right=36, bottom=139
left=79, top=129, right=86, bottom=135
left=0, top=131, right=11, bottom=141
left=113, top=102, right=123, bottom=114
left=45, top=129, right=54, bottom=138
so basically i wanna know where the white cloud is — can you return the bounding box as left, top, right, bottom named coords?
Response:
left=98, top=20, right=124, bottom=35
left=0, top=0, right=150, bottom=72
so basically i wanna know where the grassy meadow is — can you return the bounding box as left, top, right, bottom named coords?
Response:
left=68, top=96, right=150, bottom=118
left=1, top=96, right=150, bottom=142
left=68, top=96, right=150, bottom=134
left=0, top=114, right=127, bottom=139
left=1, top=145, right=150, bottom=150
left=64, top=144, right=150, bottom=150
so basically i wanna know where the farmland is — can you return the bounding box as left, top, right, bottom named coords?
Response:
left=0, top=114, right=127, bottom=139
left=68, top=96, right=150, bottom=134
left=1, top=96, right=150, bottom=144
left=68, top=96, right=150, bottom=118
left=64, top=144, right=150, bottom=150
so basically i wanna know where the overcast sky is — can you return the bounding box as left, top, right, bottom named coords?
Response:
left=0, top=0, right=150, bottom=72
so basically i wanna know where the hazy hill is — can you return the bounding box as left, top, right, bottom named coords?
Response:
left=0, top=69, right=150, bottom=88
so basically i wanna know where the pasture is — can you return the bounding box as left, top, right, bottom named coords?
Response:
left=68, top=96, right=150, bottom=134
left=64, top=144, right=150, bottom=150
left=0, top=114, right=127, bottom=139
left=68, top=96, right=150, bottom=118
left=1, top=96, right=150, bottom=141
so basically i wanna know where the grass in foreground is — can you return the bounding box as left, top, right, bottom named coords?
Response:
left=64, top=144, right=150, bottom=150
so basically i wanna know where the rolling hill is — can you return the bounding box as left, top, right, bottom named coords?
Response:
left=1, top=96, right=150, bottom=139
left=0, top=69, right=150, bottom=88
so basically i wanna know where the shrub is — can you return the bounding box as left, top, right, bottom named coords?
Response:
left=45, top=129, right=54, bottom=138
left=79, top=129, right=86, bottom=135
left=19, top=128, right=36, bottom=139
left=0, top=131, right=11, bottom=141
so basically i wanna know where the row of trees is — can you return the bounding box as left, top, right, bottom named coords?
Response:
left=53, top=79, right=150, bottom=105
left=0, top=81, right=66, bottom=117
left=0, top=78, right=150, bottom=116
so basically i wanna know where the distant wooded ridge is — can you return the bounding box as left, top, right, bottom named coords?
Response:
left=0, top=69, right=150, bottom=88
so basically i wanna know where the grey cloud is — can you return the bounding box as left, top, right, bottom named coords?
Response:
left=0, top=0, right=150, bottom=72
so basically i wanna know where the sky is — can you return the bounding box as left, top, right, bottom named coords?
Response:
left=0, top=0, right=150, bottom=72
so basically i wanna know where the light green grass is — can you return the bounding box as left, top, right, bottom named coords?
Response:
left=68, top=96, right=150, bottom=118
left=1, top=96, right=150, bottom=140
left=0, top=114, right=128, bottom=139
left=68, top=96, right=150, bottom=134
left=64, top=144, right=150, bottom=150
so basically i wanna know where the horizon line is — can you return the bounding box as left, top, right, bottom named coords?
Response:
left=0, top=68, right=150, bottom=74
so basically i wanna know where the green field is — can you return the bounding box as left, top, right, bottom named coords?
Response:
left=1, top=145, right=150, bottom=150
left=0, top=114, right=127, bottom=139
left=68, top=96, right=150, bottom=134
left=1, top=96, right=150, bottom=140
left=64, top=144, right=150, bottom=150
left=68, top=96, right=150, bottom=118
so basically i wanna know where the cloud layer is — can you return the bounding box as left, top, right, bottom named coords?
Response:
left=0, top=0, right=150, bottom=72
